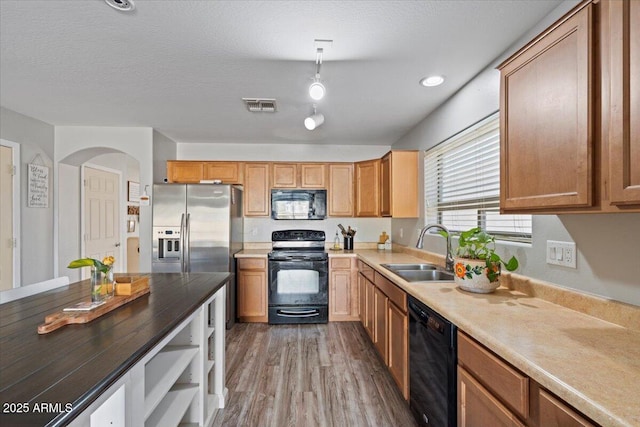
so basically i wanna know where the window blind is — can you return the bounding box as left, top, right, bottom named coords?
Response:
left=424, top=112, right=532, bottom=242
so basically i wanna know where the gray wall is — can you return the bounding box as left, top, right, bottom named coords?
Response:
left=153, top=130, right=177, bottom=183
left=0, top=107, right=55, bottom=285
left=392, top=0, right=640, bottom=306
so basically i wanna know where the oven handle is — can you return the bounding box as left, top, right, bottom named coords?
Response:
left=276, top=309, right=320, bottom=318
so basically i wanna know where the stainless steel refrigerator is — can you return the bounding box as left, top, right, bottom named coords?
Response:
left=152, top=184, right=243, bottom=328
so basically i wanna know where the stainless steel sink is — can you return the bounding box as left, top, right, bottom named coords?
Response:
left=380, top=263, right=455, bottom=282
left=380, top=263, right=439, bottom=271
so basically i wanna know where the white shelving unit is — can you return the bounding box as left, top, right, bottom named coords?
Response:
left=72, top=284, right=227, bottom=427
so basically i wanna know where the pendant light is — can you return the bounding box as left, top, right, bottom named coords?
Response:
left=304, top=105, right=324, bottom=130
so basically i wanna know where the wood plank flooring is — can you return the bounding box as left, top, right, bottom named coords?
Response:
left=212, top=322, right=418, bottom=427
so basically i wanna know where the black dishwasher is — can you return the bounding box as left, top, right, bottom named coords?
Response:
left=408, top=296, right=457, bottom=427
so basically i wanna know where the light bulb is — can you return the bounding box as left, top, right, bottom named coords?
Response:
left=309, top=81, right=326, bottom=100
left=419, top=75, right=445, bottom=87
left=304, top=113, right=325, bottom=130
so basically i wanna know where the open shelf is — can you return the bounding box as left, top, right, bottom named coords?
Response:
left=144, top=345, right=199, bottom=420
left=145, top=383, right=198, bottom=427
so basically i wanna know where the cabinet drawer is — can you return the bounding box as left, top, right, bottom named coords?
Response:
left=538, top=389, right=595, bottom=427
left=330, top=257, right=353, bottom=270
left=357, top=260, right=375, bottom=282
left=374, top=271, right=407, bottom=312
left=458, top=332, right=529, bottom=419
left=237, top=258, right=266, bottom=270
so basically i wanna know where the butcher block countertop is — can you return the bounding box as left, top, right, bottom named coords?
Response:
left=0, top=272, right=231, bottom=426
left=354, top=249, right=640, bottom=427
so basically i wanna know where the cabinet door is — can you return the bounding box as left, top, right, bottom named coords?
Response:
left=203, top=162, right=242, bottom=184
left=387, top=302, right=408, bottom=400
left=373, top=286, right=388, bottom=363
left=166, top=161, right=203, bottom=183
left=608, top=0, right=640, bottom=205
left=355, top=159, right=380, bottom=217
left=237, top=268, right=267, bottom=322
left=365, top=277, right=375, bottom=339
left=272, top=163, right=298, bottom=188
left=328, top=163, right=354, bottom=217
left=499, top=4, right=594, bottom=211
left=458, top=366, right=526, bottom=427
left=380, top=153, right=391, bottom=216
left=300, top=163, right=326, bottom=188
left=358, top=273, right=367, bottom=325
left=244, top=163, right=270, bottom=216
left=330, top=269, right=352, bottom=321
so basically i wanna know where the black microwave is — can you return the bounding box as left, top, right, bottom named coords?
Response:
left=271, top=189, right=327, bottom=220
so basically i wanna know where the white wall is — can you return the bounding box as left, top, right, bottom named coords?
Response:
left=392, top=0, right=640, bottom=307
left=0, top=107, right=55, bottom=285
left=55, top=127, right=154, bottom=273
left=178, top=142, right=390, bottom=162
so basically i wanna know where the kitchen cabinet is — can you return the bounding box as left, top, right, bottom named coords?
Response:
left=380, top=151, right=419, bottom=217
left=499, top=2, right=594, bottom=211
left=357, top=261, right=409, bottom=400
left=355, top=159, right=380, bottom=217
left=300, top=163, right=327, bottom=188
left=458, top=331, right=596, bottom=427
left=166, top=161, right=204, bottom=183
left=329, top=257, right=359, bottom=321
left=237, top=258, right=268, bottom=322
left=203, top=161, right=243, bottom=184
left=271, top=163, right=298, bottom=188
left=244, top=163, right=270, bottom=217
left=328, top=163, right=354, bottom=217
left=605, top=0, right=640, bottom=205
left=499, top=0, right=640, bottom=213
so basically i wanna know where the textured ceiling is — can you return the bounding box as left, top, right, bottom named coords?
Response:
left=0, top=0, right=563, bottom=145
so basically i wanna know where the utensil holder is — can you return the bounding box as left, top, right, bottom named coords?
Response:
left=344, top=235, right=353, bottom=251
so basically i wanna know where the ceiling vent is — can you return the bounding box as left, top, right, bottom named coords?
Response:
left=242, top=98, right=277, bottom=113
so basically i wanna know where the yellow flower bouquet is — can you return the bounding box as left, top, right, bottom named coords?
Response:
left=68, top=256, right=116, bottom=302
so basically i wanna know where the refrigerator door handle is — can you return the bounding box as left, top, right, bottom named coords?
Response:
left=185, top=213, right=191, bottom=272
left=180, top=213, right=186, bottom=273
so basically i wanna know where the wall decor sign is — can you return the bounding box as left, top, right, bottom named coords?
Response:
left=128, top=181, right=140, bottom=202
left=28, top=162, right=49, bottom=208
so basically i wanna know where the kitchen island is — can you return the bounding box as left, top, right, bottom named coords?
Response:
left=0, top=272, right=230, bottom=426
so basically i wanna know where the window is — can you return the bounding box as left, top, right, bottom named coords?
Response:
left=424, top=112, right=531, bottom=242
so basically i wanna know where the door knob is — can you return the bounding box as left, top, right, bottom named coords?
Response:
left=115, top=242, right=121, bottom=247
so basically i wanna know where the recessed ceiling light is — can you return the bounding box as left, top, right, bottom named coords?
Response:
left=419, top=75, right=445, bottom=87
left=104, top=0, right=135, bottom=12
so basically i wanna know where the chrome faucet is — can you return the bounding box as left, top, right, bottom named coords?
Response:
left=416, top=224, right=454, bottom=272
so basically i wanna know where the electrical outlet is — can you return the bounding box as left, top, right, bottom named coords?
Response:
left=546, top=240, right=577, bottom=268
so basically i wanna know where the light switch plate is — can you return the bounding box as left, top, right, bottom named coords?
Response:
left=546, top=240, right=577, bottom=268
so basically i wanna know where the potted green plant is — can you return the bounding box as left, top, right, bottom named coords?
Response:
left=453, top=227, right=518, bottom=293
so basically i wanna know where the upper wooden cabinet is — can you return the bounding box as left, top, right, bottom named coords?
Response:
left=355, top=159, right=380, bottom=217
left=499, top=0, right=639, bottom=213
left=300, top=163, right=327, bottom=188
left=203, top=162, right=243, bottom=184
left=499, top=2, right=594, bottom=211
left=244, top=163, right=270, bottom=217
left=166, top=161, right=242, bottom=184
left=380, top=151, right=419, bottom=218
left=328, top=163, right=354, bottom=217
left=166, top=161, right=204, bottom=183
left=271, top=163, right=298, bottom=188
left=605, top=0, right=640, bottom=206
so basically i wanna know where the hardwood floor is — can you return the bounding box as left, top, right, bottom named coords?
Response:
left=212, top=322, right=418, bottom=427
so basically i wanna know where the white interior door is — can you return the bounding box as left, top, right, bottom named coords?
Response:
left=0, top=141, right=20, bottom=290
left=83, top=166, right=121, bottom=276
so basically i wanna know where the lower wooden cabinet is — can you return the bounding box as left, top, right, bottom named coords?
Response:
left=329, top=257, right=359, bottom=321
left=237, top=258, right=268, bottom=322
left=458, top=331, right=597, bottom=427
left=357, top=260, right=409, bottom=400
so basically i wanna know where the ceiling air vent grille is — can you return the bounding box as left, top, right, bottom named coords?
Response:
left=242, top=98, right=277, bottom=113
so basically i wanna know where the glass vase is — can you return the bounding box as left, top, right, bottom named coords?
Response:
left=90, top=266, right=106, bottom=303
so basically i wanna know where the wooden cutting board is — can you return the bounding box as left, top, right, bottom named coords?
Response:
left=38, top=285, right=150, bottom=334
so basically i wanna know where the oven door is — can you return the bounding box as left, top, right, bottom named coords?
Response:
left=268, top=257, right=328, bottom=307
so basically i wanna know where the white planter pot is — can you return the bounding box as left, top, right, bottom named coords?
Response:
left=454, top=258, right=500, bottom=294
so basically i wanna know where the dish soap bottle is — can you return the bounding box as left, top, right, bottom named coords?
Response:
left=333, top=232, right=341, bottom=250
